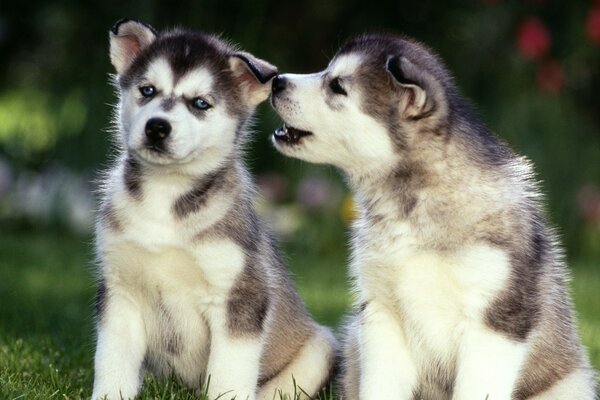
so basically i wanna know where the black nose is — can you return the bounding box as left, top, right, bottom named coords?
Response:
left=272, top=76, right=287, bottom=94
left=145, top=118, right=171, bottom=142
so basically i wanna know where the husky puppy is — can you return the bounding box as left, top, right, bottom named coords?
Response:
left=92, top=19, right=336, bottom=400
left=270, top=34, right=597, bottom=399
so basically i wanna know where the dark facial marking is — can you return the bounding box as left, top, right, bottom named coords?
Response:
left=227, top=256, right=270, bottom=336
left=352, top=58, right=408, bottom=152
left=172, top=167, right=227, bottom=219
left=124, top=157, right=143, bottom=199
left=160, top=96, right=176, bottom=112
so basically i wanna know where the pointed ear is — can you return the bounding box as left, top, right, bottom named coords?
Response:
left=109, top=19, right=157, bottom=75
left=229, top=52, right=278, bottom=106
left=386, top=56, right=433, bottom=119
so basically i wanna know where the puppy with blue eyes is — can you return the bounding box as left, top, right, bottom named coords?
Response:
left=92, top=19, right=336, bottom=400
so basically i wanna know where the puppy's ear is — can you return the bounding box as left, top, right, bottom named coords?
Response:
left=229, top=52, right=278, bottom=106
left=386, top=56, right=435, bottom=120
left=110, top=19, right=157, bottom=75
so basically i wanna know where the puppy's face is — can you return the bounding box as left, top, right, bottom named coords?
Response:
left=109, top=20, right=277, bottom=167
left=270, top=35, right=448, bottom=175
left=119, top=58, right=237, bottom=166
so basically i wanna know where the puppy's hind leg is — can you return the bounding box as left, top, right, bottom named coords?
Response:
left=258, top=326, right=337, bottom=400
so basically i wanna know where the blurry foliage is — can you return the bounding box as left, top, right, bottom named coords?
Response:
left=0, top=0, right=599, bottom=259
left=0, top=89, right=86, bottom=159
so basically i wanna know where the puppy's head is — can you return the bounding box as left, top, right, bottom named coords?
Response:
left=270, top=34, right=453, bottom=175
left=109, top=19, right=277, bottom=167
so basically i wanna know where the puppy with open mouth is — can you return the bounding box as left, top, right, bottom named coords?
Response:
left=270, top=35, right=597, bottom=399
left=92, top=19, right=337, bottom=400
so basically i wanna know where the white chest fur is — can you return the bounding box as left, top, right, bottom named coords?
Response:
left=353, top=217, right=512, bottom=373
left=96, top=173, right=248, bottom=392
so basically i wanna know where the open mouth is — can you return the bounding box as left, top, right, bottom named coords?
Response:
left=273, top=123, right=313, bottom=145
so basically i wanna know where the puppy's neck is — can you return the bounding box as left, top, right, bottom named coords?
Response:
left=348, top=158, right=430, bottom=223
left=120, top=153, right=244, bottom=210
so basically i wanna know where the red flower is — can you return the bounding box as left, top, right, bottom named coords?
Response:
left=516, top=17, right=551, bottom=60
left=586, top=7, right=600, bottom=45
left=578, top=185, right=600, bottom=226
left=536, top=60, right=564, bottom=94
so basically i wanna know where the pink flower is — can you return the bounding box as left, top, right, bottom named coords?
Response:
left=296, top=175, right=333, bottom=209
left=586, top=7, right=600, bottom=46
left=256, top=172, right=288, bottom=203
left=578, top=185, right=600, bottom=227
left=536, top=60, right=564, bottom=94
left=516, top=17, right=551, bottom=60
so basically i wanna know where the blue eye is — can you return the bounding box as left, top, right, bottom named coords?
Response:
left=191, top=98, right=211, bottom=110
left=139, top=85, right=156, bottom=97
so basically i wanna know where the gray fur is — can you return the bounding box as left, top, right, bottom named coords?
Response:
left=227, top=256, right=270, bottom=336
left=94, top=20, right=336, bottom=399
left=98, top=201, right=122, bottom=232
left=157, top=297, right=182, bottom=356
left=94, top=278, right=107, bottom=323
left=347, top=35, right=595, bottom=398
left=273, top=34, right=597, bottom=399
left=160, top=96, right=177, bottom=112
left=171, top=165, right=228, bottom=219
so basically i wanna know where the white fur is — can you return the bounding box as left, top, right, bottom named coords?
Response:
left=96, top=31, right=337, bottom=398
left=328, top=54, right=362, bottom=77
left=205, top=306, right=263, bottom=400
left=271, top=56, right=398, bottom=175
left=353, top=237, right=520, bottom=399
left=358, top=301, right=418, bottom=399
left=92, top=293, right=147, bottom=399
left=95, top=57, right=263, bottom=399
left=120, top=58, right=237, bottom=168
left=453, top=327, right=527, bottom=400
left=269, top=51, right=573, bottom=399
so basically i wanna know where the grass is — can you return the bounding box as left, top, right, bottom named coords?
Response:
left=0, top=228, right=598, bottom=399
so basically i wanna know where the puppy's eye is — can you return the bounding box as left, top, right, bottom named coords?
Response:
left=191, top=98, right=211, bottom=110
left=139, top=85, right=156, bottom=98
left=329, top=78, right=347, bottom=95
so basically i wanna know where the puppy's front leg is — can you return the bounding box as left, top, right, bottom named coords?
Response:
left=205, top=307, right=263, bottom=400
left=359, top=300, right=418, bottom=400
left=452, top=325, right=527, bottom=400
left=92, top=290, right=147, bottom=400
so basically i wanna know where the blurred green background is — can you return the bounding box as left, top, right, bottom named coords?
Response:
left=0, top=0, right=599, bottom=398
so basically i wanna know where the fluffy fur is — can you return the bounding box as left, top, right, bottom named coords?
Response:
left=270, top=34, right=597, bottom=399
left=92, top=19, right=336, bottom=400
